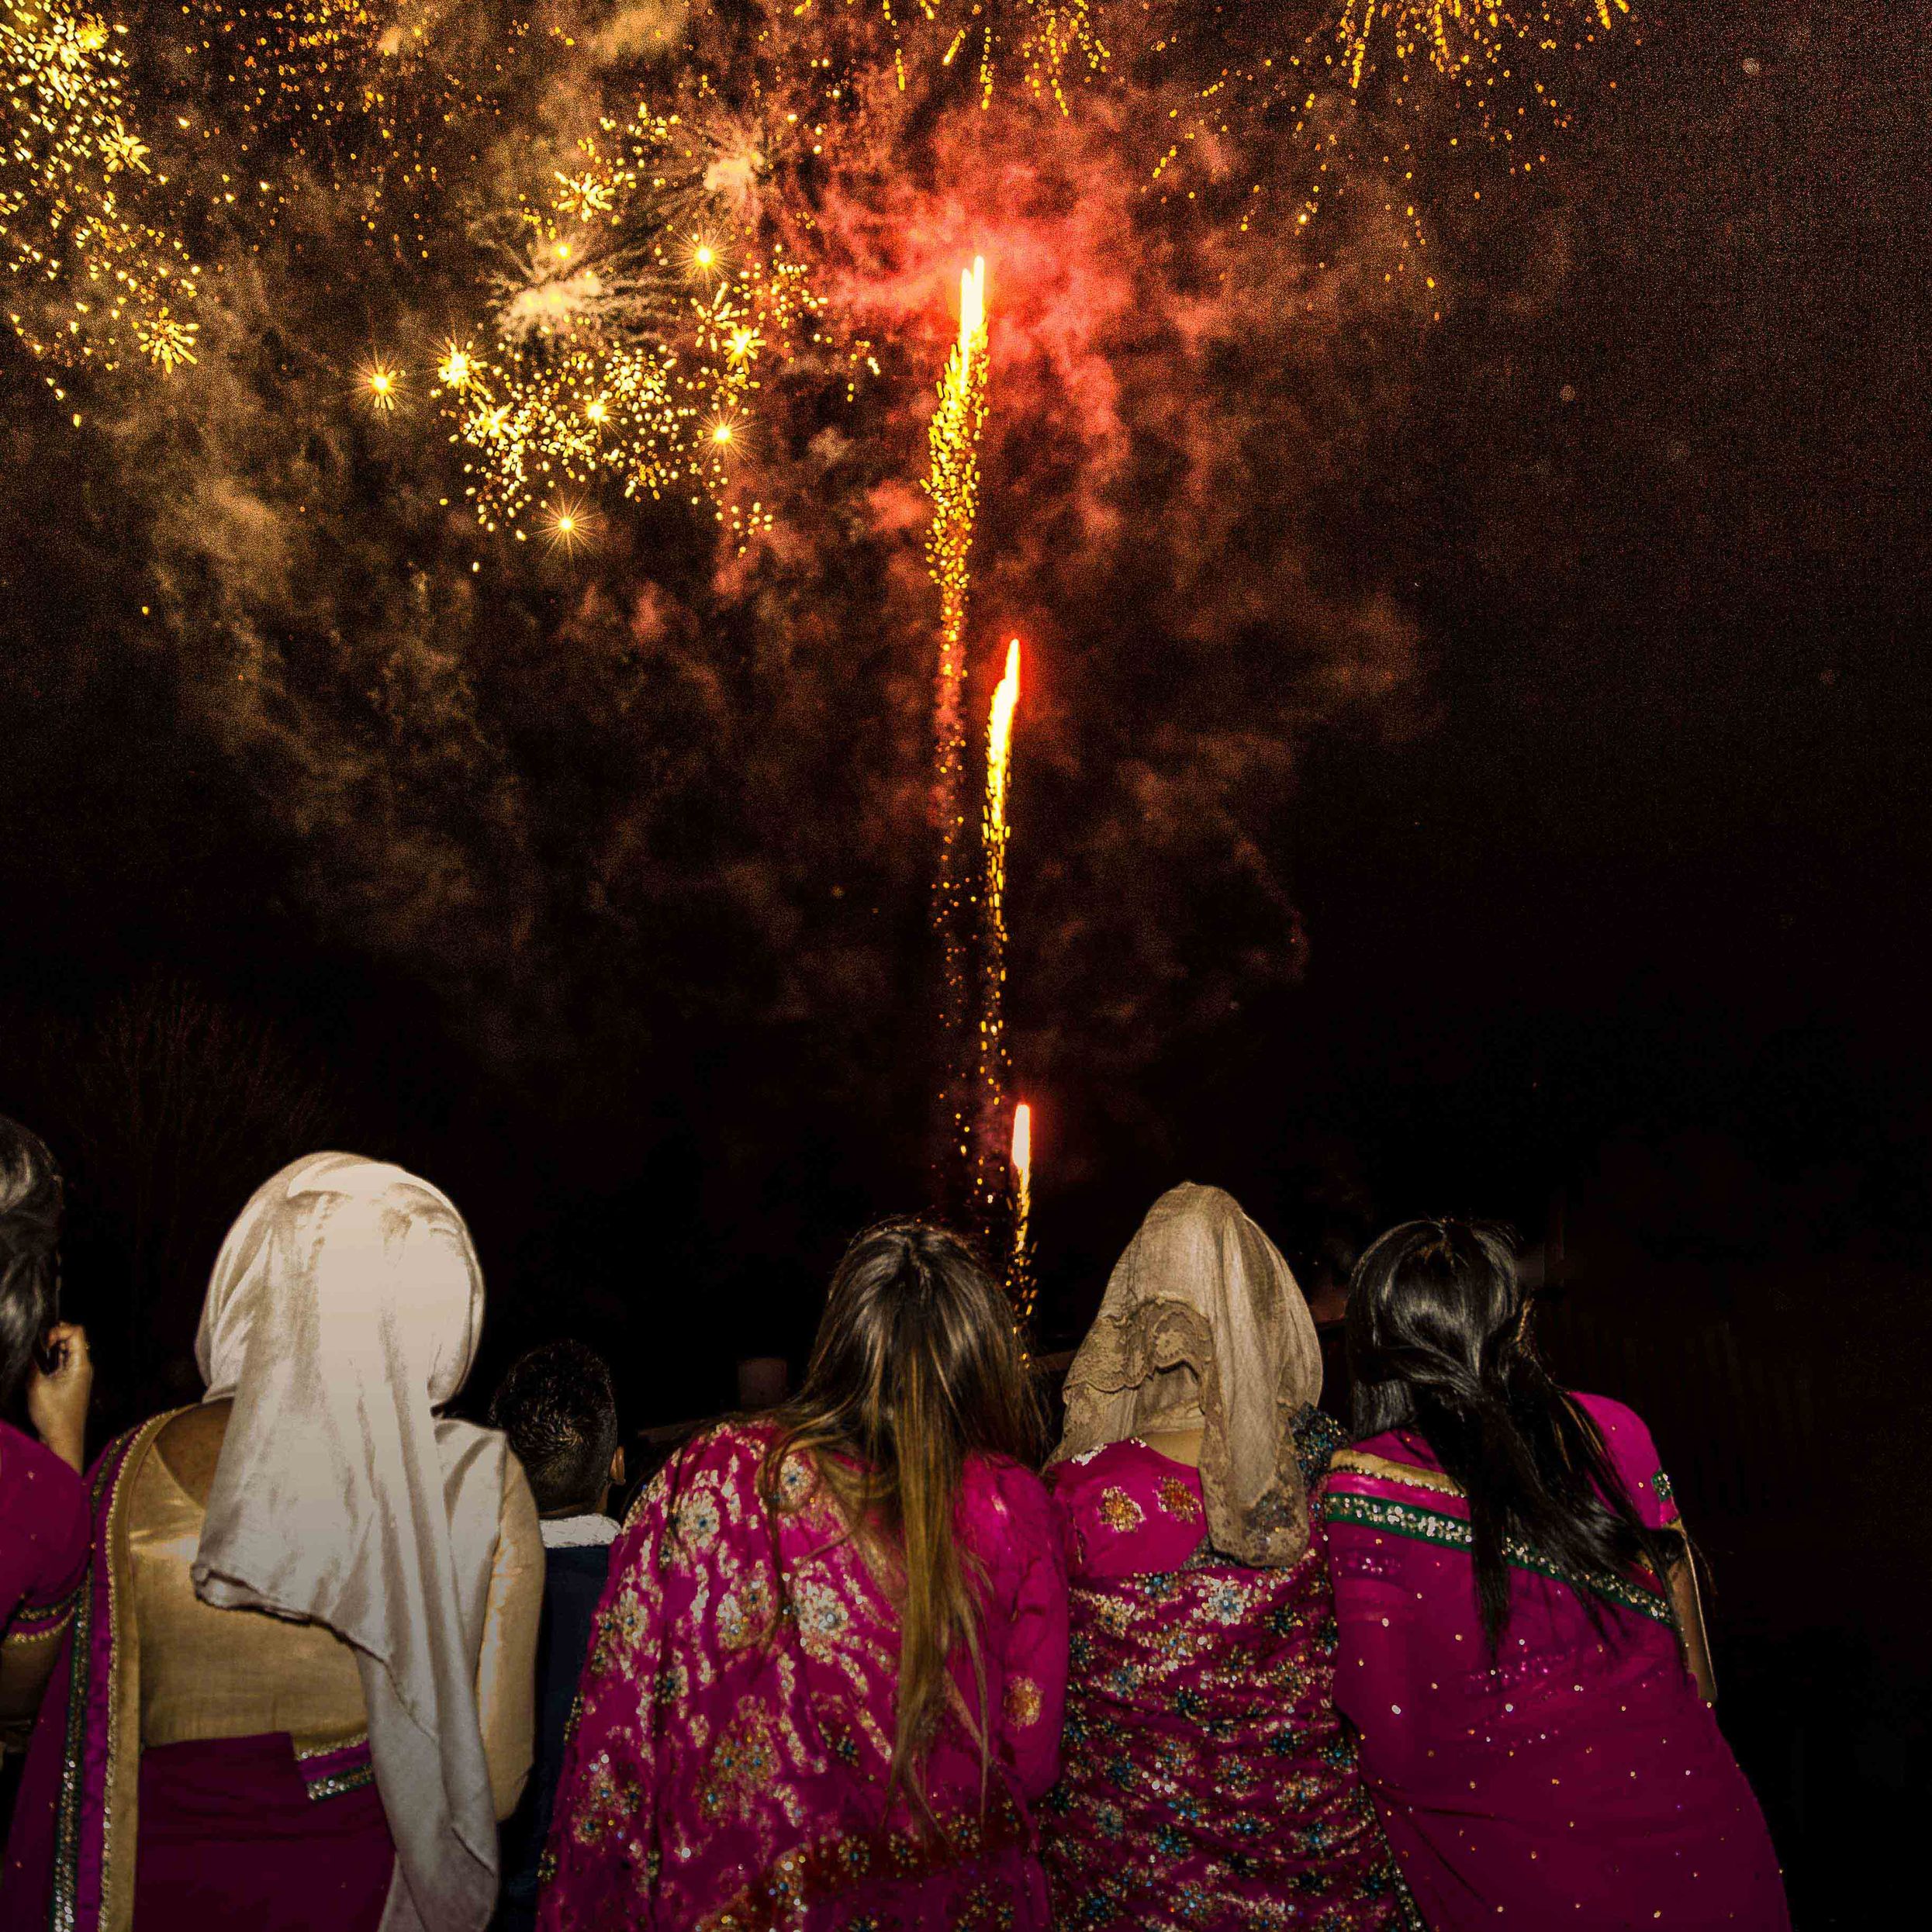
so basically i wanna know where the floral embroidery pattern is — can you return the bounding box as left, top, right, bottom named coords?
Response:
left=1044, top=1415, right=1420, bottom=1932
left=700, top=1710, right=783, bottom=1823
left=1201, top=1578, right=1253, bottom=1626
left=672, top=1488, right=723, bottom=1549
left=715, top=1574, right=776, bottom=1650
left=588, top=1573, right=649, bottom=1680
left=1004, top=1675, right=1043, bottom=1727
left=573, top=1747, right=641, bottom=1847
left=1156, top=1475, right=1202, bottom=1521
left=544, top=1419, right=1066, bottom=1930
left=772, top=1451, right=817, bottom=1513
left=696, top=1791, right=1032, bottom=1930
left=791, top=1577, right=853, bottom=1658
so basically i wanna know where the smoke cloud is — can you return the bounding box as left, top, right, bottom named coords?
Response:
left=4, top=0, right=1434, bottom=1166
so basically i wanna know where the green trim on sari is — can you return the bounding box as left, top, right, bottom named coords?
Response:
left=1319, top=1487, right=1675, bottom=1628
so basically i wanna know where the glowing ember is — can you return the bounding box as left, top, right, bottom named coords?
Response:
left=540, top=497, right=596, bottom=555
left=361, top=361, right=401, bottom=412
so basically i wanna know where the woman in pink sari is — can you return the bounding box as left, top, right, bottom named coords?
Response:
left=0, top=1118, right=94, bottom=1743
left=2, top=1153, right=542, bottom=1932
left=1040, top=1184, right=1421, bottom=1930
left=537, top=1218, right=1069, bottom=1931
left=1321, top=1218, right=1789, bottom=1930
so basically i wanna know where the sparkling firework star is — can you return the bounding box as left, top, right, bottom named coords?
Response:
left=360, top=357, right=401, bottom=412
left=925, top=257, right=990, bottom=1207
left=539, top=496, right=597, bottom=556
left=441, top=107, right=828, bottom=544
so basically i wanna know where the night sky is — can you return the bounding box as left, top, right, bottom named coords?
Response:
left=2, top=0, right=1926, bottom=1418
left=1, top=5, right=1926, bottom=1907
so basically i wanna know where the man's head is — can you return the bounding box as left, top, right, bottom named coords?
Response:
left=490, top=1339, right=624, bottom=1517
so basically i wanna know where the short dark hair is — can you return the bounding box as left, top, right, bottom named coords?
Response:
left=489, top=1340, right=620, bottom=1515
left=0, top=1118, right=62, bottom=1408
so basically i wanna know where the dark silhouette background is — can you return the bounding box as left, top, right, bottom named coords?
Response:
left=1, top=2, right=1923, bottom=1920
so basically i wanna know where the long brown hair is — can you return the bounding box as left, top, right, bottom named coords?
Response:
left=761, top=1218, right=1042, bottom=1817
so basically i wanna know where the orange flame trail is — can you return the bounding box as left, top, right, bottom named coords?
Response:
left=973, top=638, right=1021, bottom=1228
left=1011, top=1101, right=1035, bottom=1322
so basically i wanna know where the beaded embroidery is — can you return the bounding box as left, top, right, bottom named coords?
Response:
left=1318, top=1490, right=1673, bottom=1626
left=696, top=1789, right=1031, bottom=1931
left=5, top=1580, right=81, bottom=1640
left=295, top=1735, right=377, bottom=1802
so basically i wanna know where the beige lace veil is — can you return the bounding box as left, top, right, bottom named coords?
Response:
left=1052, top=1182, right=1324, bottom=1565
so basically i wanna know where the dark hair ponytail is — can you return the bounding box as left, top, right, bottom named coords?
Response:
left=0, top=1118, right=63, bottom=1408
left=1347, top=1218, right=1678, bottom=1651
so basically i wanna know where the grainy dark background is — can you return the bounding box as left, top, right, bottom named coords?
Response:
left=1, top=2, right=1922, bottom=1916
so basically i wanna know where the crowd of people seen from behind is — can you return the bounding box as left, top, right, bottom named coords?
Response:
left=0, top=1116, right=1791, bottom=1929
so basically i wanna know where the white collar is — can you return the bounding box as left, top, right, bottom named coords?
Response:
left=539, top=1513, right=617, bottom=1550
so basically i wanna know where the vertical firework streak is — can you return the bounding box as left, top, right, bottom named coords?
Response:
left=973, top=637, right=1021, bottom=1232
left=1011, top=1101, right=1035, bottom=1324
left=923, top=257, right=989, bottom=1208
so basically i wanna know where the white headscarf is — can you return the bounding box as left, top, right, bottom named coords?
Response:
left=1053, top=1183, right=1325, bottom=1566
left=192, top=1153, right=509, bottom=1932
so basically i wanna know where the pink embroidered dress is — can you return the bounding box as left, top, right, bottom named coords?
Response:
left=537, top=1419, right=1069, bottom=1932
left=1041, top=1412, right=1422, bottom=1931
left=1319, top=1391, right=1790, bottom=1930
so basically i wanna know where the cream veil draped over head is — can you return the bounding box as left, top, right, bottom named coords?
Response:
left=1053, top=1182, right=1325, bottom=1566
left=191, top=1153, right=509, bottom=1932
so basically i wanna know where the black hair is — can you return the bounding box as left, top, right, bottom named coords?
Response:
left=489, top=1339, right=620, bottom=1516
left=0, top=1117, right=62, bottom=1409
left=1347, top=1218, right=1678, bottom=1651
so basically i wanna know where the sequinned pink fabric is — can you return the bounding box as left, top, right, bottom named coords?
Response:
left=0, top=1418, right=87, bottom=1638
left=1039, top=1426, right=1422, bottom=1930
left=536, top=1421, right=1068, bottom=1931
left=1320, top=1391, right=1791, bottom=1930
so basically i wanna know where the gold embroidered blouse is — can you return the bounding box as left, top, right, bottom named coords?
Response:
left=127, top=1406, right=542, bottom=1820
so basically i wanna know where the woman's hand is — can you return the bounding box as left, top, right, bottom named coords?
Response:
left=26, top=1323, right=92, bottom=1474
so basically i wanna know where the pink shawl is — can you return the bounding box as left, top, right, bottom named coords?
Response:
left=536, top=1420, right=1068, bottom=1930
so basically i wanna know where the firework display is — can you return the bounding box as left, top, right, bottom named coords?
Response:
left=0, top=0, right=1634, bottom=1330
left=0, top=1, right=1632, bottom=519
left=972, top=637, right=1021, bottom=1231
left=0, top=1, right=199, bottom=389
left=925, top=256, right=990, bottom=1204
left=437, top=107, right=838, bottom=543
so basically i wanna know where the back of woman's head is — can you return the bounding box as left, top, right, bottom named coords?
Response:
left=0, top=1118, right=63, bottom=1408
left=1348, top=1218, right=1675, bottom=1650
left=769, top=1218, right=1040, bottom=1813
